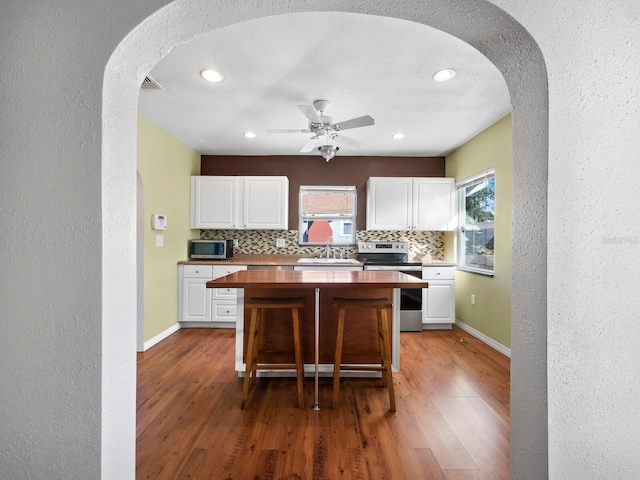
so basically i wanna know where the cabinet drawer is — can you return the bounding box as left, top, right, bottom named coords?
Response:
left=213, top=303, right=237, bottom=318
left=183, top=265, right=213, bottom=278
left=212, top=287, right=238, bottom=300
left=422, top=267, right=455, bottom=280
left=211, top=264, right=246, bottom=278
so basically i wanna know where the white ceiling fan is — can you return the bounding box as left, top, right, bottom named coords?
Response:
left=267, top=99, right=375, bottom=160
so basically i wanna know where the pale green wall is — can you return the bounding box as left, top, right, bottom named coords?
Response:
left=137, top=115, right=200, bottom=342
left=445, top=114, right=512, bottom=348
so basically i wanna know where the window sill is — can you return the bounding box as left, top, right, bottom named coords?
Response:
left=456, top=266, right=494, bottom=278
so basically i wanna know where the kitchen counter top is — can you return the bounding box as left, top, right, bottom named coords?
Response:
left=178, top=253, right=455, bottom=267
left=179, top=254, right=364, bottom=267
left=418, top=260, right=457, bottom=267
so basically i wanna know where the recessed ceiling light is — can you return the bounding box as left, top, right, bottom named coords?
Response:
left=392, top=133, right=405, bottom=140
left=433, top=68, right=456, bottom=82
left=243, top=131, right=256, bottom=138
left=200, top=69, right=224, bottom=83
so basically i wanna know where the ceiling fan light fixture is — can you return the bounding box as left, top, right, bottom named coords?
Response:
left=318, top=145, right=339, bottom=162
left=200, top=69, right=224, bottom=83
left=433, top=68, right=456, bottom=82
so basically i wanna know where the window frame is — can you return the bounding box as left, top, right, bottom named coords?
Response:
left=298, top=185, right=357, bottom=246
left=456, top=168, right=495, bottom=277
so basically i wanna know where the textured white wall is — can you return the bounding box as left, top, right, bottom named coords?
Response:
left=2, top=0, right=639, bottom=479
left=502, top=2, right=640, bottom=477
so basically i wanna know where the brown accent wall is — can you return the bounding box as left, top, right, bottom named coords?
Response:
left=200, top=155, right=445, bottom=230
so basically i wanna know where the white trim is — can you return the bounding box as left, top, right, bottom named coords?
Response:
left=456, top=167, right=495, bottom=189
left=141, top=323, right=181, bottom=352
left=455, top=319, right=511, bottom=358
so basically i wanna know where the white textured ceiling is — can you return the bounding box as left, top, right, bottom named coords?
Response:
left=138, top=12, right=511, bottom=157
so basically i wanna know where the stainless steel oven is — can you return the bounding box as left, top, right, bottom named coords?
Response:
left=357, top=241, right=424, bottom=332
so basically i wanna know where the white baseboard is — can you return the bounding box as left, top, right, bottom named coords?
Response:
left=140, top=323, right=181, bottom=352
left=455, top=319, right=511, bottom=358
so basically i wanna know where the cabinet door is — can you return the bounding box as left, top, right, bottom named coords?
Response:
left=190, top=176, right=240, bottom=229
left=181, top=277, right=211, bottom=322
left=366, top=177, right=413, bottom=230
left=422, top=281, right=455, bottom=324
left=243, top=176, right=289, bottom=229
left=413, top=178, right=455, bottom=231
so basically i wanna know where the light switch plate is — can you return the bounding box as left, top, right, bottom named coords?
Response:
left=276, top=238, right=285, bottom=247
left=156, top=235, right=164, bottom=247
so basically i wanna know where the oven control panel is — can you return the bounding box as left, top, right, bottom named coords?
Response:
left=357, top=241, right=408, bottom=253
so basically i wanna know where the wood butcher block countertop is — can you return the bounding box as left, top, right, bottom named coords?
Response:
left=206, top=269, right=429, bottom=289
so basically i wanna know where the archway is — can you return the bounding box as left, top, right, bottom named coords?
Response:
left=103, top=1, right=548, bottom=477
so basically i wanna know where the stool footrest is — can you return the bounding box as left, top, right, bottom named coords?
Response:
left=335, top=365, right=387, bottom=372
left=252, top=364, right=299, bottom=370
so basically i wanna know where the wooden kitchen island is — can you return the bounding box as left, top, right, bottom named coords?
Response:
left=207, top=269, right=428, bottom=408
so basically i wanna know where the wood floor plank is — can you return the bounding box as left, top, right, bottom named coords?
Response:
left=136, top=325, right=510, bottom=479
left=430, top=390, right=509, bottom=479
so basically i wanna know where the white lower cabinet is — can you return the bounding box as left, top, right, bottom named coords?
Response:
left=422, top=266, right=456, bottom=326
left=179, top=264, right=246, bottom=324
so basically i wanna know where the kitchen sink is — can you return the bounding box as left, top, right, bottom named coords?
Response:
left=297, top=258, right=361, bottom=264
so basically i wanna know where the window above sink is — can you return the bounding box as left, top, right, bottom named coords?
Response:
left=298, top=186, right=357, bottom=246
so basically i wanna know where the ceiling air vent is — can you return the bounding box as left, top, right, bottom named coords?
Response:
left=141, top=75, right=164, bottom=90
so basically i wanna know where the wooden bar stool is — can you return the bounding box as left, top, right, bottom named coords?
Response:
left=332, top=297, right=396, bottom=412
left=242, top=296, right=306, bottom=409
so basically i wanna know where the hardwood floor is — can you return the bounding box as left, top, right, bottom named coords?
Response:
left=137, top=326, right=510, bottom=479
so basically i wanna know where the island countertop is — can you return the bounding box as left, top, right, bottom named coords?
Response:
left=206, top=269, right=429, bottom=289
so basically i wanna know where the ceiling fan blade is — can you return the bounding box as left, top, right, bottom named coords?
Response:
left=266, top=128, right=310, bottom=134
left=300, top=137, right=319, bottom=153
left=298, top=104, right=322, bottom=124
left=333, top=134, right=362, bottom=148
left=334, top=115, right=375, bottom=131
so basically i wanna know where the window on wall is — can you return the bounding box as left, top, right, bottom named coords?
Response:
left=457, top=169, right=495, bottom=275
left=299, top=186, right=357, bottom=246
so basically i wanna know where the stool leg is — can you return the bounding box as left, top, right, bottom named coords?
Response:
left=332, top=307, right=346, bottom=409
left=250, top=309, right=262, bottom=383
left=379, top=306, right=396, bottom=412
left=377, top=309, right=388, bottom=388
left=242, top=307, right=260, bottom=409
left=291, top=307, right=305, bottom=408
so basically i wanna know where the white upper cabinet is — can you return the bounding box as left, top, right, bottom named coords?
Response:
left=366, top=177, right=455, bottom=231
left=191, top=176, right=289, bottom=230
left=242, top=176, right=289, bottom=229
left=191, top=176, right=240, bottom=229
left=412, top=178, right=456, bottom=231
left=366, top=177, right=413, bottom=230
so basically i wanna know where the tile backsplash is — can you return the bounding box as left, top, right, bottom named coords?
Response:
left=201, top=229, right=445, bottom=259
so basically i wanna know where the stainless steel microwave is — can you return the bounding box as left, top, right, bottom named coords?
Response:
left=189, top=239, right=234, bottom=260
